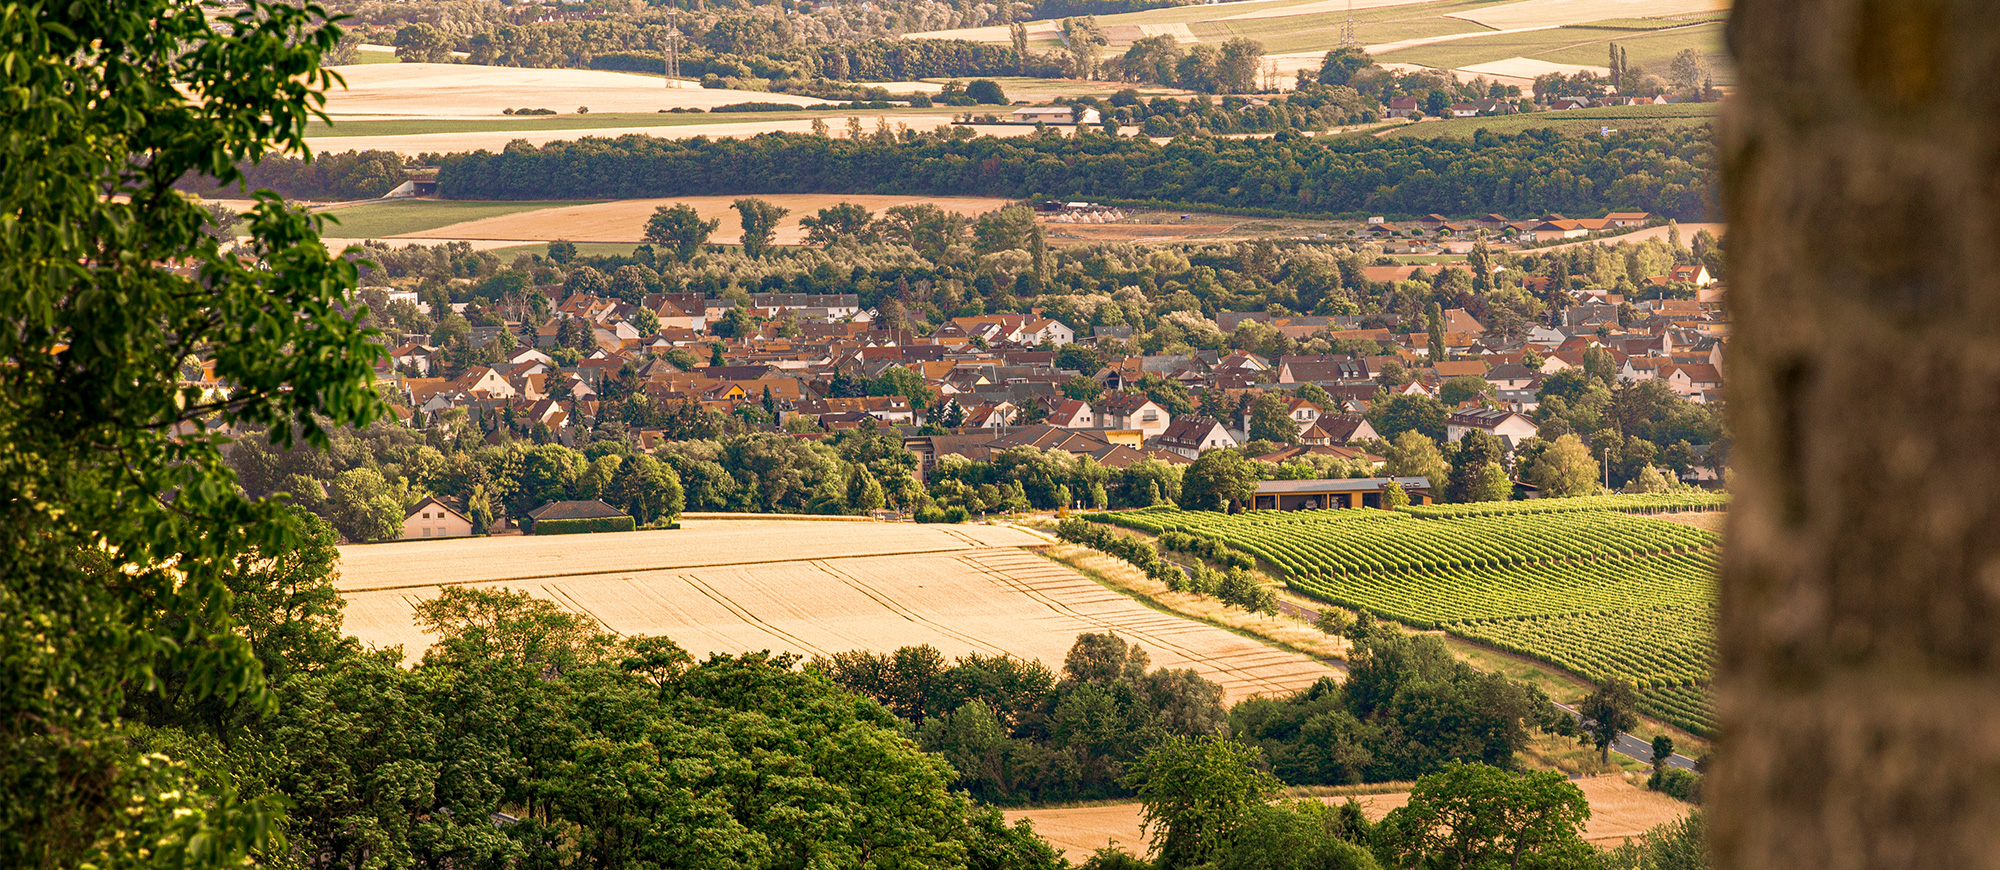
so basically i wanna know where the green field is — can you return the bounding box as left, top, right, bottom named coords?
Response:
left=1088, top=496, right=1723, bottom=735
left=317, top=200, right=590, bottom=239
left=1536, top=21, right=1728, bottom=72
left=1399, top=492, right=1728, bottom=518
left=353, top=49, right=398, bottom=65
left=1376, top=102, right=1720, bottom=139
left=1195, top=14, right=1485, bottom=55
left=1375, top=19, right=1726, bottom=78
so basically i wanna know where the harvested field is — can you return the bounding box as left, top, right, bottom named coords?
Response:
left=1008, top=774, right=1690, bottom=861
left=390, top=194, right=1017, bottom=246
left=1217, top=0, right=1458, bottom=22
left=1447, top=0, right=1728, bottom=30
left=320, top=62, right=824, bottom=118
left=1457, top=56, right=1610, bottom=80
left=335, top=520, right=1337, bottom=702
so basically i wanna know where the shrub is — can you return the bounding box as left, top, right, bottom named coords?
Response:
left=915, top=507, right=946, bottom=523
left=1648, top=767, right=1701, bottom=803
left=530, top=516, right=636, bottom=535
left=943, top=505, right=970, bottom=523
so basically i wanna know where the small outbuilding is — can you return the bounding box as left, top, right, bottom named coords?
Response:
left=1252, top=477, right=1434, bottom=511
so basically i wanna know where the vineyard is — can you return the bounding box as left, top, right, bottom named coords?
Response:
left=1396, top=492, right=1729, bottom=519
left=1086, top=498, right=1723, bottom=736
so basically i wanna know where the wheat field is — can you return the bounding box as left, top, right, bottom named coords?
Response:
left=336, top=520, right=1336, bottom=702
left=1009, top=774, right=1690, bottom=860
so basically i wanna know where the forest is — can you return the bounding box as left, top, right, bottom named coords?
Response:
left=434, top=124, right=1718, bottom=220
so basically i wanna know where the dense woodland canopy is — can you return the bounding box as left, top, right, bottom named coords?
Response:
left=436, top=125, right=1717, bottom=220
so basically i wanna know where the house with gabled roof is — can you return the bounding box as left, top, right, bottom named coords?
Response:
left=1151, top=416, right=1237, bottom=459
left=401, top=496, right=475, bottom=540
left=1445, top=407, right=1538, bottom=447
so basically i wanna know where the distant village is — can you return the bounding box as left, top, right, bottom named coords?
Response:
left=318, top=218, right=1726, bottom=542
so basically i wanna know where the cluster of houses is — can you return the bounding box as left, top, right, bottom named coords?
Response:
left=1384, top=91, right=1695, bottom=120
left=1355, top=211, right=1683, bottom=251
left=343, top=257, right=1727, bottom=537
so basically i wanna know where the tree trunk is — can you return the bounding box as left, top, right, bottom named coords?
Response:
left=1718, top=3, right=2000, bottom=869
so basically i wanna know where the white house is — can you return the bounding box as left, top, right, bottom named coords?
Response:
left=1445, top=407, right=1540, bottom=446
left=401, top=496, right=475, bottom=540
left=1152, top=417, right=1238, bottom=459
left=1095, top=392, right=1171, bottom=439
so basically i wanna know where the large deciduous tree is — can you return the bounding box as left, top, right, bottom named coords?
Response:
left=0, top=1, right=384, bottom=864
left=643, top=202, right=720, bottom=263
left=732, top=196, right=789, bottom=260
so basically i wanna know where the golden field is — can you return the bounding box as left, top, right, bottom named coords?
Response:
left=336, top=520, right=1337, bottom=703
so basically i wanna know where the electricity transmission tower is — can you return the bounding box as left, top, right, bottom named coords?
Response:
left=1341, top=0, right=1357, bottom=44
left=664, top=8, right=681, bottom=81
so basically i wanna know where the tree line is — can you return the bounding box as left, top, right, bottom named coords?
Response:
left=434, top=124, right=1718, bottom=220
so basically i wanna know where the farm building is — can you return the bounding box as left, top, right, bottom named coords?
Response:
left=1251, top=477, right=1434, bottom=511
left=523, top=499, right=633, bottom=534
left=1011, top=106, right=1099, bottom=125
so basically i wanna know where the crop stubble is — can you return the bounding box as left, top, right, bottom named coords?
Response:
left=1007, top=774, right=1689, bottom=860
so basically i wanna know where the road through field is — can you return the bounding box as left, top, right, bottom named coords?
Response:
left=336, top=520, right=1336, bottom=702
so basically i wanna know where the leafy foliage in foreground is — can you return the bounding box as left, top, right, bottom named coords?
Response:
left=1, top=1, right=386, bottom=864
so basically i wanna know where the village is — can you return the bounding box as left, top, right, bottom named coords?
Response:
left=351, top=227, right=1728, bottom=539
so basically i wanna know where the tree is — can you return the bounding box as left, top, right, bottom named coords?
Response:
left=546, top=239, right=577, bottom=263
left=1667, top=48, right=1709, bottom=93
left=974, top=205, right=1037, bottom=254
left=1384, top=431, right=1449, bottom=489
left=732, top=197, right=789, bottom=259
left=1063, top=374, right=1105, bottom=402
left=1471, top=462, right=1513, bottom=503
left=879, top=203, right=969, bottom=261
left=564, top=264, right=611, bottom=298
left=1524, top=433, right=1599, bottom=497
left=846, top=464, right=885, bottom=513
left=1367, top=391, right=1447, bottom=442
left=1318, top=46, right=1373, bottom=86
left=1447, top=429, right=1506, bottom=503
left=2, top=2, right=381, bottom=863
left=1377, top=763, right=1593, bottom=870
left=606, top=454, right=685, bottom=525
left=800, top=202, right=875, bottom=246
left=645, top=203, right=721, bottom=263
left=1579, top=678, right=1639, bottom=762
left=1060, top=17, right=1107, bottom=79
left=1651, top=735, right=1676, bottom=771
left=1437, top=374, right=1495, bottom=407
left=324, top=468, right=405, bottom=542
left=1248, top=393, right=1300, bottom=444
left=608, top=263, right=658, bottom=304
left=1381, top=481, right=1411, bottom=510
left=965, top=79, right=1008, bottom=104
left=1426, top=301, right=1448, bottom=361
left=1125, top=735, right=1283, bottom=870
left=394, top=22, right=452, bottom=63
left=1182, top=449, right=1259, bottom=513
left=1625, top=464, right=1671, bottom=493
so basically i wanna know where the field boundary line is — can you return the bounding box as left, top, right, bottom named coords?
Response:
left=336, top=545, right=1030, bottom=593
left=810, top=559, right=1013, bottom=657
left=676, top=572, right=834, bottom=657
